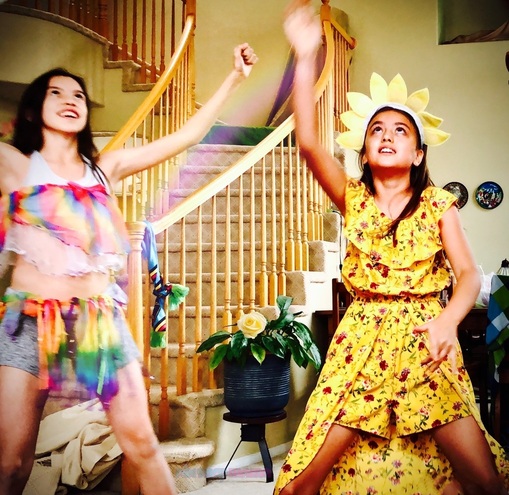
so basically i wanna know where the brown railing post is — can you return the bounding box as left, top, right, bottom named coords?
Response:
left=121, top=0, right=128, bottom=59
left=96, top=0, right=108, bottom=38
left=159, top=0, right=166, bottom=72
left=131, top=0, right=138, bottom=62
left=149, top=0, right=157, bottom=82
left=185, top=0, right=196, bottom=17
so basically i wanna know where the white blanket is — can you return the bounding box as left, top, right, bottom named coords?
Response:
left=23, top=399, right=122, bottom=494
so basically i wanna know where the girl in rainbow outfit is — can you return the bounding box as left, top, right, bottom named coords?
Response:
left=275, top=2, right=509, bottom=494
left=0, top=44, right=257, bottom=495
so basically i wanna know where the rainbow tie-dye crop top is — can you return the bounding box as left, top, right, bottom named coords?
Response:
left=0, top=152, right=130, bottom=277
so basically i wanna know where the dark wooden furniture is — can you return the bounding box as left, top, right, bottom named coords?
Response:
left=221, top=411, right=287, bottom=482
left=315, top=279, right=491, bottom=430
left=315, top=278, right=352, bottom=345
left=493, top=357, right=509, bottom=443
left=456, top=308, right=489, bottom=427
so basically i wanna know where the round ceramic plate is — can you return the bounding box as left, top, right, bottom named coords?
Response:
left=475, top=181, right=503, bottom=210
left=443, top=181, right=468, bottom=209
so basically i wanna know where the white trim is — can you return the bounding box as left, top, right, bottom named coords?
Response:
left=205, top=441, right=291, bottom=479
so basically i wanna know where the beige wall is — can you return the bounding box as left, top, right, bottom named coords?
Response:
left=0, top=12, right=106, bottom=105
left=194, top=0, right=291, bottom=127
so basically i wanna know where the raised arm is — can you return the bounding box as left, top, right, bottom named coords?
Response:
left=0, top=142, right=30, bottom=194
left=100, top=43, right=258, bottom=183
left=284, top=1, right=347, bottom=214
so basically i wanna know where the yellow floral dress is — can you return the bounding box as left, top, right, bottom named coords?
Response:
left=274, top=178, right=509, bottom=494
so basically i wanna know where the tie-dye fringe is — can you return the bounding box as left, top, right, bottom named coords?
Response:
left=0, top=291, right=126, bottom=403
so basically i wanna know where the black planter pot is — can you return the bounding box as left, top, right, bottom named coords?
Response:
left=223, top=354, right=291, bottom=417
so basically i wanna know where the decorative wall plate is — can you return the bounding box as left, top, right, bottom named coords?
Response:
left=443, top=181, right=468, bottom=209
left=475, top=181, right=503, bottom=210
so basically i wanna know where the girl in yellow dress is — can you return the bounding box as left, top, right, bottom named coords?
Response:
left=275, top=2, right=509, bottom=494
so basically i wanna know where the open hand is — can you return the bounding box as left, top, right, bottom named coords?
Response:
left=414, top=317, right=458, bottom=374
left=234, top=43, right=258, bottom=78
left=284, top=0, right=322, bottom=58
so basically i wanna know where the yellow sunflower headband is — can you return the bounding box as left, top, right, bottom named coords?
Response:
left=337, top=73, right=450, bottom=151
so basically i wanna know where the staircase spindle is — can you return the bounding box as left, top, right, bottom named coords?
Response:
left=176, top=218, right=187, bottom=395
left=159, top=0, right=166, bottom=72
left=158, top=229, right=171, bottom=439
left=131, top=0, right=138, bottom=62
left=278, top=142, right=287, bottom=296
left=121, top=0, right=128, bottom=59
left=149, top=0, right=157, bottom=82
left=140, top=0, right=147, bottom=82
left=208, top=196, right=218, bottom=389
left=248, top=166, right=257, bottom=312
left=192, top=205, right=203, bottom=391
left=96, top=0, right=108, bottom=38
left=259, top=156, right=269, bottom=307
left=223, top=185, right=232, bottom=329
left=286, top=140, right=296, bottom=271
left=269, top=149, right=278, bottom=305
left=111, top=0, right=119, bottom=59
left=236, top=175, right=245, bottom=321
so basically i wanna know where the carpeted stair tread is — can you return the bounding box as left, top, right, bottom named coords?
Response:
left=160, top=437, right=215, bottom=463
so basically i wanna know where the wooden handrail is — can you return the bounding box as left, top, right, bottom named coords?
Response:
left=102, top=15, right=196, bottom=152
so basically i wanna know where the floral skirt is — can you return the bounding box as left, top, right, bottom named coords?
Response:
left=274, top=297, right=509, bottom=494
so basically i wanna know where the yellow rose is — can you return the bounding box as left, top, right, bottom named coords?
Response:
left=237, top=312, right=267, bottom=339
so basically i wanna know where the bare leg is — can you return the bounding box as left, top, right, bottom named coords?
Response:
left=442, top=479, right=463, bottom=495
left=279, top=424, right=357, bottom=495
left=431, top=416, right=508, bottom=495
left=104, top=361, right=177, bottom=495
left=0, top=366, right=48, bottom=495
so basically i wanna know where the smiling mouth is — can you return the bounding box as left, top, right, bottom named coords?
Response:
left=59, top=110, right=79, bottom=119
left=379, top=147, right=395, bottom=154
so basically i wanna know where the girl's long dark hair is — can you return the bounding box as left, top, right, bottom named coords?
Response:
left=358, top=106, right=433, bottom=242
left=12, top=68, right=106, bottom=185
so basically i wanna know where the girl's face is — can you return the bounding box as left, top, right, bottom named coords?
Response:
left=41, top=76, right=88, bottom=134
left=362, top=109, right=424, bottom=171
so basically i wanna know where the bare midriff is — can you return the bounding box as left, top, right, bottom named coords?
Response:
left=10, top=256, right=111, bottom=300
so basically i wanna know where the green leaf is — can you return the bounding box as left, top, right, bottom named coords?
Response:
left=209, top=344, right=229, bottom=369
left=292, top=322, right=315, bottom=347
left=196, top=331, right=232, bottom=352
left=250, top=343, right=266, bottom=364
left=274, top=332, right=289, bottom=353
left=230, top=331, right=249, bottom=359
left=302, top=342, right=322, bottom=370
left=276, top=295, right=293, bottom=312
left=287, top=339, right=307, bottom=368
left=261, top=335, right=286, bottom=359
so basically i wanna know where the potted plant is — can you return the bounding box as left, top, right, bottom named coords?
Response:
left=197, top=295, right=322, bottom=417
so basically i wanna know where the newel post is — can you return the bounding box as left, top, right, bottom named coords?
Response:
left=126, top=221, right=146, bottom=352
left=321, top=0, right=331, bottom=21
